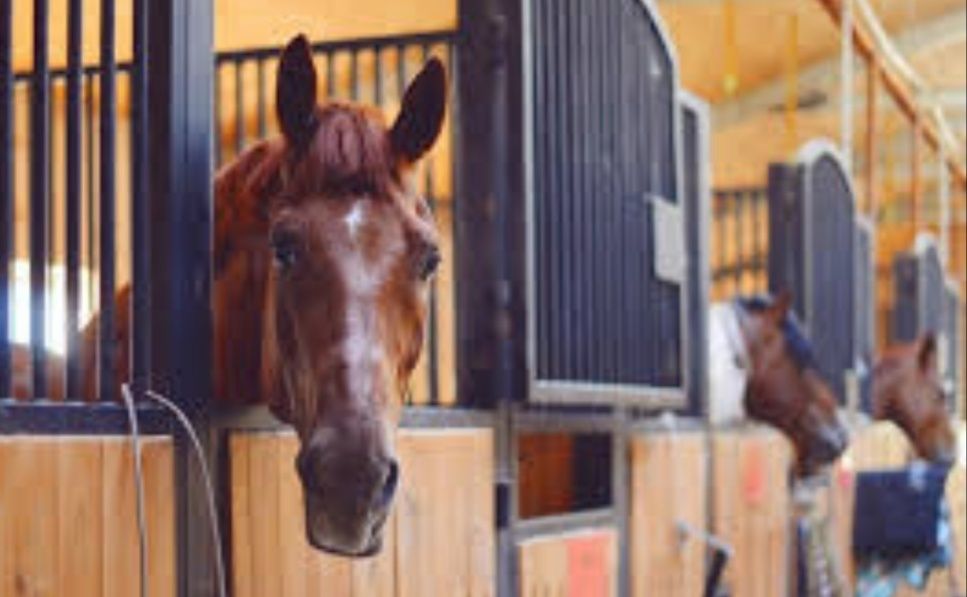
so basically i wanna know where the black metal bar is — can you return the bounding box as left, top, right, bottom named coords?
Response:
left=98, top=0, right=117, bottom=404
left=325, top=50, right=335, bottom=98
left=148, top=0, right=215, bottom=592
left=0, top=0, right=13, bottom=397
left=256, top=58, right=266, bottom=138
left=373, top=47, right=383, bottom=107
left=30, top=0, right=50, bottom=399
left=349, top=50, right=359, bottom=101
left=130, top=0, right=149, bottom=395
left=396, top=43, right=406, bottom=99
left=0, top=399, right=170, bottom=434
left=65, top=0, right=83, bottom=399
left=85, top=72, right=95, bottom=308
left=234, top=58, right=244, bottom=156
left=213, top=64, right=221, bottom=166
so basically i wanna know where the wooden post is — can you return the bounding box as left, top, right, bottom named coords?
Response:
left=911, top=116, right=921, bottom=230
left=865, top=59, right=878, bottom=218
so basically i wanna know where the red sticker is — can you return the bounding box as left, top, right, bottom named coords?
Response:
left=742, top=441, right=766, bottom=505
left=567, top=532, right=612, bottom=597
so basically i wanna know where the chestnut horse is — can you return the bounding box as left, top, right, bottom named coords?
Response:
left=12, top=35, right=446, bottom=556
left=709, top=292, right=849, bottom=476
left=871, top=333, right=956, bottom=464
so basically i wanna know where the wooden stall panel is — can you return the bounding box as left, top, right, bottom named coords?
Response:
left=711, top=427, right=792, bottom=597
left=395, top=429, right=495, bottom=597
left=0, top=436, right=175, bottom=597
left=229, top=427, right=494, bottom=597
left=630, top=432, right=707, bottom=597
left=518, top=528, right=616, bottom=597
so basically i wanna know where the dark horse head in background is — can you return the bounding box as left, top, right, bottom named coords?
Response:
left=718, top=292, right=850, bottom=476
left=872, top=333, right=955, bottom=464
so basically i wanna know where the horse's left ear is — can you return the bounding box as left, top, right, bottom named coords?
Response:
left=276, top=34, right=318, bottom=147
left=390, top=58, right=447, bottom=163
left=766, top=290, right=793, bottom=323
left=917, top=333, right=938, bottom=374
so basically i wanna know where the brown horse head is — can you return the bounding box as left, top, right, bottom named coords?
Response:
left=872, top=333, right=955, bottom=464
left=736, top=292, right=849, bottom=476
left=213, top=35, right=445, bottom=555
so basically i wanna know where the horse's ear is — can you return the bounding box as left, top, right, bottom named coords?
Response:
left=766, top=290, right=793, bottom=323
left=276, top=34, right=318, bottom=147
left=917, top=333, right=938, bottom=374
left=390, top=57, right=446, bottom=163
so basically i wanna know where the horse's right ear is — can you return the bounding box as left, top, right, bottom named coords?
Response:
left=917, top=333, right=938, bottom=374
left=276, top=34, right=318, bottom=147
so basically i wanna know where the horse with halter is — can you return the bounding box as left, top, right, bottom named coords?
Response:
left=870, top=333, right=956, bottom=465
left=12, top=34, right=447, bottom=557
left=708, top=291, right=850, bottom=477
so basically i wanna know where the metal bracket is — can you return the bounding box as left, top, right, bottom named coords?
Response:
left=652, top=196, right=686, bottom=285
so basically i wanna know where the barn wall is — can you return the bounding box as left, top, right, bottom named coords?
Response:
left=711, top=427, right=793, bottom=597
left=228, top=427, right=494, bottom=596
left=0, top=436, right=175, bottom=596
left=629, top=432, right=707, bottom=596
left=517, top=528, right=617, bottom=597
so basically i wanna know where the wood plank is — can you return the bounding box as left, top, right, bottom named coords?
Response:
left=102, top=437, right=140, bottom=597
left=247, top=433, right=282, bottom=597
left=630, top=432, right=707, bottom=596
left=142, top=438, right=175, bottom=597
left=395, top=428, right=495, bottom=597
left=229, top=433, right=254, bottom=597
left=712, top=428, right=792, bottom=597
left=0, top=439, right=59, bottom=596
left=56, top=439, right=103, bottom=597
left=276, top=434, right=309, bottom=597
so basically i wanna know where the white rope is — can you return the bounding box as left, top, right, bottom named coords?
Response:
left=122, top=383, right=228, bottom=597
left=121, top=384, right=150, bottom=597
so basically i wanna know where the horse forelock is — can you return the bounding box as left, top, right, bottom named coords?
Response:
left=283, top=103, right=397, bottom=201
left=735, top=295, right=818, bottom=371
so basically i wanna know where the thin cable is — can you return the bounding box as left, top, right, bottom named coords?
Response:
left=121, top=383, right=150, bottom=597
left=122, top=383, right=228, bottom=597
left=145, top=389, right=228, bottom=597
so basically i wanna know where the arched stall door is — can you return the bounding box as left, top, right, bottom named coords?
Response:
left=767, top=140, right=858, bottom=405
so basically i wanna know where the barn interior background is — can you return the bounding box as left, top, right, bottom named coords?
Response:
left=1, top=0, right=965, bottom=595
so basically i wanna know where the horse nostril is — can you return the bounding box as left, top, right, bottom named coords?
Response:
left=377, top=460, right=399, bottom=509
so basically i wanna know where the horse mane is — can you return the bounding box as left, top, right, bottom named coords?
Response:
left=736, top=294, right=818, bottom=371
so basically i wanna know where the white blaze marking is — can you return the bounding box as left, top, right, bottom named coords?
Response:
left=344, top=203, right=366, bottom=242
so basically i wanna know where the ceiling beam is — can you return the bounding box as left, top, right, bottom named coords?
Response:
left=713, top=7, right=967, bottom=129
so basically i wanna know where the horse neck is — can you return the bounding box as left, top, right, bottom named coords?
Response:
left=213, top=242, right=270, bottom=405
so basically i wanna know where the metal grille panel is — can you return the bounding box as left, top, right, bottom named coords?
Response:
left=531, top=0, right=683, bottom=390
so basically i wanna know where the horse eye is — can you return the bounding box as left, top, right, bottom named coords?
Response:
left=418, top=247, right=441, bottom=281
left=271, top=229, right=301, bottom=271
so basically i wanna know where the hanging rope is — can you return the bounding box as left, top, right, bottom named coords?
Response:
left=722, top=0, right=740, bottom=97
left=784, top=12, right=799, bottom=156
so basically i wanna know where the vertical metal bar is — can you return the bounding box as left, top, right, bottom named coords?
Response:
left=396, top=43, right=406, bottom=100
left=0, top=0, right=13, bottom=396
left=734, top=192, right=743, bottom=293
left=349, top=50, right=359, bottom=101
left=98, top=0, right=117, bottom=403
left=148, top=0, right=215, bottom=591
left=234, top=59, right=244, bottom=157
left=420, top=44, right=439, bottom=406
left=30, top=0, right=51, bottom=399
left=131, top=0, right=149, bottom=394
left=325, top=51, right=335, bottom=98
left=85, top=71, right=95, bottom=310
left=256, top=58, right=267, bottom=138
left=373, top=46, right=383, bottom=108
left=65, top=0, right=83, bottom=398
left=213, top=63, right=221, bottom=166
